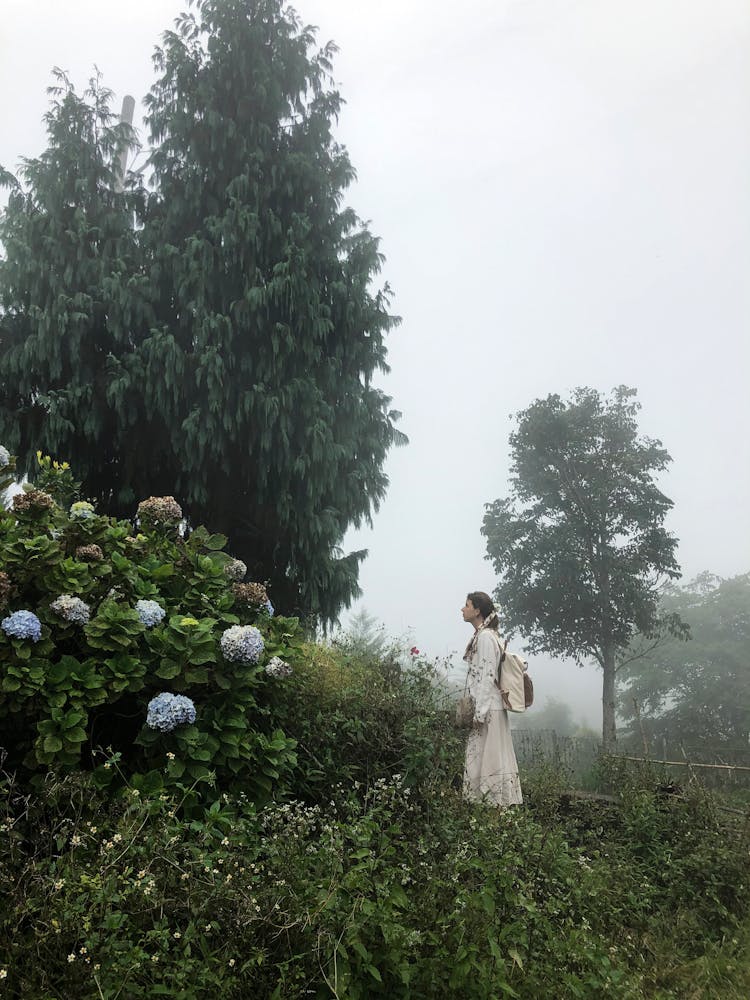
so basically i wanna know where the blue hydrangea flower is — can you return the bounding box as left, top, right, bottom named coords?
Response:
left=220, top=624, right=264, bottom=663
left=264, top=599, right=274, bottom=617
left=146, top=692, right=196, bottom=733
left=1, top=610, right=42, bottom=642
left=0, top=445, right=10, bottom=467
left=70, top=501, right=95, bottom=520
left=50, top=595, right=91, bottom=625
left=135, top=600, right=166, bottom=628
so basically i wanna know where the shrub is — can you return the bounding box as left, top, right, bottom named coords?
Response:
left=0, top=451, right=299, bottom=800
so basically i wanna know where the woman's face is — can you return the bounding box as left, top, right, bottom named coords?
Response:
left=461, top=599, right=481, bottom=625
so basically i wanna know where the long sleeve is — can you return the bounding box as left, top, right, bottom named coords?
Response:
left=472, top=630, right=501, bottom=723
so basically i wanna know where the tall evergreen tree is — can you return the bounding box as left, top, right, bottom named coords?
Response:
left=0, top=71, right=144, bottom=502
left=0, top=0, right=404, bottom=623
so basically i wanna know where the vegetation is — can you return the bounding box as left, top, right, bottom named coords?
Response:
left=618, top=572, right=750, bottom=754
left=0, top=0, right=404, bottom=624
left=0, top=450, right=299, bottom=801
left=0, top=448, right=746, bottom=997
left=482, top=386, right=687, bottom=748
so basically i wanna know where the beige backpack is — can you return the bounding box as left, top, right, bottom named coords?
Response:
left=491, top=635, right=534, bottom=713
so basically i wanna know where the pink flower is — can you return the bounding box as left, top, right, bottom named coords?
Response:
left=410, top=646, right=419, bottom=656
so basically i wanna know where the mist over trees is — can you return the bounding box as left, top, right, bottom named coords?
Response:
left=0, top=0, right=404, bottom=624
left=618, top=572, right=750, bottom=753
left=482, top=386, right=688, bottom=748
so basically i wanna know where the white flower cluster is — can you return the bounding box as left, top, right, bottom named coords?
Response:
left=265, top=656, right=292, bottom=679
left=220, top=625, right=264, bottom=663
left=223, top=558, right=247, bottom=582
left=50, top=594, right=91, bottom=625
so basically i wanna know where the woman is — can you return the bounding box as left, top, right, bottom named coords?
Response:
left=461, top=591, right=523, bottom=807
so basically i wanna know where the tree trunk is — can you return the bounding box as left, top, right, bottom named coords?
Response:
left=601, top=647, right=617, bottom=749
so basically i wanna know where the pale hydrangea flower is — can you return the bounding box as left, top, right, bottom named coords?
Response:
left=70, top=500, right=96, bottom=520
left=265, top=656, right=292, bottom=679
left=135, top=600, right=166, bottom=628
left=220, top=625, right=264, bottom=663
left=50, top=594, right=91, bottom=625
left=223, top=558, right=247, bottom=582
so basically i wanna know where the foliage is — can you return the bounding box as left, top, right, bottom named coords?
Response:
left=0, top=449, right=299, bottom=800
left=618, top=572, right=750, bottom=752
left=268, top=641, right=464, bottom=801
left=1, top=744, right=748, bottom=997
left=482, top=386, right=687, bottom=747
left=0, top=0, right=405, bottom=624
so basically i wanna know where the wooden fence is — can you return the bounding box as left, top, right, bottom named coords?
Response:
left=511, top=728, right=750, bottom=792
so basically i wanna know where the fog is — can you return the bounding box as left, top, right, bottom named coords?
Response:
left=2, top=0, right=748, bottom=728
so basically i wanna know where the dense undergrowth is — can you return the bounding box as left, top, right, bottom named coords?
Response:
left=1, top=452, right=748, bottom=998
left=1, top=643, right=748, bottom=999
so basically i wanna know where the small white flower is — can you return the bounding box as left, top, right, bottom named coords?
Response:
left=67, top=953, right=76, bottom=963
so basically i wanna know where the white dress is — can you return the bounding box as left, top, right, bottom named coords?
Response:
left=463, top=629, right=523, bottom=807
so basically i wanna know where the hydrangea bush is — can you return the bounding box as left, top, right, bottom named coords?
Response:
left=0, top=451, right=300, bottom=800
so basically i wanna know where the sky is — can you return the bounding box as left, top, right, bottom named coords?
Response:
left=2, top=0, right=748, bottom=727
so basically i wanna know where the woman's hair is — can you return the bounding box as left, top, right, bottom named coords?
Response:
left=466, top=591, right=499, bottom=630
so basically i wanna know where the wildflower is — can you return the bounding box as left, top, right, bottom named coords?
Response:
left=67, top=953, right=76, bottom=963
left=220, top=625, right=264, bottom=664
left=13, top=489, right=56, bottom=514
left=179, top=616, right=199, bottom=627
left=53, top=878, right=65, bottom=890
left=0, top=445, right=9, bottom=466
left=151, top=954, right=159, bottom=963
left=135, top=600, right=166, bottom=628
left=51, top=594, right=91, bottom=625
left=79, top=947, right=87, bottom=956
left=0, top=967, right=7, bottom=979
left=265, top=655, right=292, bottom=679
left=146, top=692, right=196, bottom=732
left=137, top=496, right=182, bottom=529
left=410, top=646, right=420, bottom=655
left=228, top=959, right=235, bottom=967
left=71, top=834, right=82, bottom=846
left=173, top=932, right=181, bottom=939
left=166, top=752, right=176, bottom=761
left=1, top=610, right=42, bottom=642
left=112, top=833, right=122, bottom=843
left=223, top=558, right=247, bottom=582
left=75, top=544, right=104, bottom=562
left=70, top=500, right=96, bottom=520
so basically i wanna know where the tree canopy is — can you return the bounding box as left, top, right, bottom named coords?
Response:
left=0, top=0, right=404, bottom=624
left=482, top=386, right=686, bottom=747
left=618, top=572, right=750, bottom=754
